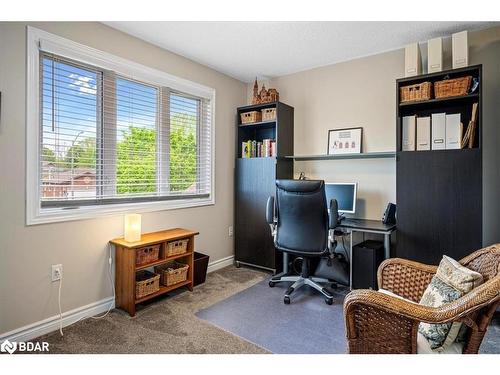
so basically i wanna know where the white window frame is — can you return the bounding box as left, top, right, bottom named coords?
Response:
left=26, top=26, right=216, bottom=225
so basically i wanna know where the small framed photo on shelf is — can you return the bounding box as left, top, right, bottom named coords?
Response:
left=327, top=127, right=363, bottom=155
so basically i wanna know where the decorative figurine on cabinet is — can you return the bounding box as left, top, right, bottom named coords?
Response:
left=251, top=78, right=279, bottom=105
left=252, top=78, right=260, bottom=104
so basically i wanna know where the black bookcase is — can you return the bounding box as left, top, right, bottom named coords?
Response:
left=395, top=65, right=482, bottom=265
left=234, top=101, right=294, bottom=272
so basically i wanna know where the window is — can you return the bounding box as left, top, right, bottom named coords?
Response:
left=27, top=27, right=215, bottom=224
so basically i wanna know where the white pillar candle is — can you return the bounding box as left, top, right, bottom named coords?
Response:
left=124, top=214, right=141, bottom=242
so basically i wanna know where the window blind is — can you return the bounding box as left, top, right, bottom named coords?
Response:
left=40, top=52, right=212, bottom=208
left=114, top=77, right=158, bottom=197
left=40, top=54, right=100, bottom=203
left=169, top=93, right=212, bottom=196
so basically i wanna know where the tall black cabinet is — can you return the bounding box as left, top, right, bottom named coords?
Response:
left=396, top=65, right=482, bottom=265
left=235, top=102, right=294, bottom=272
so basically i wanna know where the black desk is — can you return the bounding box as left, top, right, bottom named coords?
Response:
left=337, top=218, right=396, bottom=288
left=339, top=218, right=396, bottom=233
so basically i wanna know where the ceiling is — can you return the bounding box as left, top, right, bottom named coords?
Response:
left=104, top=22, right=497, bottom=82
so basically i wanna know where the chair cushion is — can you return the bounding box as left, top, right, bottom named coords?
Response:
left=417, top=333, right=463, bottom=354
left=378, top=288, right=465, bottom=354
left=418, top=256, right=483, bottom=351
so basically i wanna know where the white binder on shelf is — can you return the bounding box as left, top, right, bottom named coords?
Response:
left=452, top=31, right=469, bottom=69
left=404, top=43, right=422, bottom=77
left=402, top=115, right=416, bottom=151
left=428, top=37, right=443, bottom=73
left=416, top=116, right=431, bottom=151
left=446, top=113, right=463, bottom=149
left=431, top=113, right=446, bottom=150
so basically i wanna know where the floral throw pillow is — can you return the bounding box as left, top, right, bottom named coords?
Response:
left=418, top=256, right=483, bottom=351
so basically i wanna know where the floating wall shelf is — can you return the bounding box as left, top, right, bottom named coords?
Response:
left=284, top=151, right=396, bottom=161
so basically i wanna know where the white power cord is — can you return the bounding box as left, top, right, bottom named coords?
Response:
left=57, top=244, right=115, bottom=336
left=58, top=273, right=64, bottom=336
left=90, top=244, right=116, bottom=320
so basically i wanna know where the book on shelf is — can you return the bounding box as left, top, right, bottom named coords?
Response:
left=270, top=141, right=276, bottom=157
left=242, top=141, right=250, bottom=158
left=241, top=139, right=276, bottom=158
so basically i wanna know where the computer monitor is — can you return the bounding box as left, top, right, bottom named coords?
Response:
left=325, top=183, right=357, bottom=214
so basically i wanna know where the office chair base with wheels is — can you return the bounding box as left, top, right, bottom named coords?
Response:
left=269, top=274, right=334, bottom=305
left=269, top=249, right=336, bottom=305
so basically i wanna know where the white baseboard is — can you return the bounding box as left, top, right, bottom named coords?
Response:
left=207, top=255, right=234, bottom=273
left=0, top=296, right=115, bottom=343
left=0, top=254, right=235, bottom=343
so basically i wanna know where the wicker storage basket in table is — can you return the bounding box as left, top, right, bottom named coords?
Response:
left=261, top=108, right=276, bottom=121
left=135, top=244, right=160, bottom=266
left=135, top=270, right=160, bottom=299
left=166, top=239, right=188, bottom=257
left=400, top=82, right=432, bottom=102
left=434, top=76, right=472, bottom=98
left=155, top=261, right=189, bottom=286
left=240, top=111, right=262, bottom=124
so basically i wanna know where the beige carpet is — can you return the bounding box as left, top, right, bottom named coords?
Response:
left=37, top=266, right=268, bottom=354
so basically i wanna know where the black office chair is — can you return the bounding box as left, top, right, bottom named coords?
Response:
left=266, top=179, right=340, bottom=305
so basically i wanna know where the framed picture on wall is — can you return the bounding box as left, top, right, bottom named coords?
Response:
left=327, top=127, right=363, bottom=155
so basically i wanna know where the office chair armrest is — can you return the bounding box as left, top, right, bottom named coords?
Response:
left=266, top=196, right=275, bottom=224
left=327, top=199, right=339, bottom=252
left=377, top=258, right=437, bottom=302
left=329, top=199, right=339, bottom=229
left=266, top=196, right=277, bottom=238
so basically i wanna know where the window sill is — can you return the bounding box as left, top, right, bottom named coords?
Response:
left=27, top=196, right=215, bottom=226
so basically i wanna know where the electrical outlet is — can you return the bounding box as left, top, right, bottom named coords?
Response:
left=51, top=264, right=63, bottom=282
left=228, top=226, right=233, bottom=237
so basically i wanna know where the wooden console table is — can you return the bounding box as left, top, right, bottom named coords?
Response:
left=110, top=228, right=199, bottom=316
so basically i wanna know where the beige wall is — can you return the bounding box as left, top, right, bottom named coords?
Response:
left=0, top=22, right=246, bottom=334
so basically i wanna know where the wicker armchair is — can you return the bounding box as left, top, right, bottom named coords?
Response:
left=344, top=244, right=500, bottom=354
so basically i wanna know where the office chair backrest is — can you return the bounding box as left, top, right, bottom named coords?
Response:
left=275, top=179, right=329, bottom=255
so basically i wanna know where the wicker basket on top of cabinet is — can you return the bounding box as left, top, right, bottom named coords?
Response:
left=135, top=244, right=160, bottom=266
left=165, top=239, right=189, bottom=257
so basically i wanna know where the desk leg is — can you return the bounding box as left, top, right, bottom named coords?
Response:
left=349, top=229, right=353, bottom=290
left=384, top=233, right=391, bottom=259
